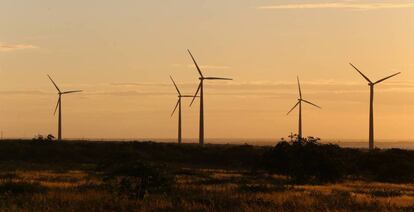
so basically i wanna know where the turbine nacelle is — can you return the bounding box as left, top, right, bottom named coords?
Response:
left=47, top=75, right=82, bottom=115
left=56, top=90, right=83, bottom=96
left=287, top=77, right=321, bottom=115
left=349, top=63, right=401, bottom=86
left=170, top=76, right=198, bottom=116
left=187, top=50, right=233, bottom=107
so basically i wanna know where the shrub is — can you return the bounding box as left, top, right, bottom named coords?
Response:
left=356, top=149, right=414, bottom=182
left=368, top=189, right=402, bottom=197
left=263, top=140, right=346, bottom=183
left=32, top=134, right=55, bottom=142
left=0, top=181, right=46, bottom=195
left=102, top=161, right=175, bottom=199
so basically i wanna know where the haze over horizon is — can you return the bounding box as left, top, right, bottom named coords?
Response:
left=0, top=0, right=413, bottom=142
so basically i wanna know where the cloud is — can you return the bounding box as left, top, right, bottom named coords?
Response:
left=105, top=80, right=414, bottom=98
left=3, top=80, right=411, bottom=98
left=257, top=2, right=414, bottom=11
left=110, top=82, right=171, bottom=87
left=187, top=64, right=231, bottom=70
left=0, top=42, right=38, bottom=52
left=0, top=90, right=50, bottom=96
left=171, top=63, right=231, bottom=70
left=88, top=91, right=172, bottom=97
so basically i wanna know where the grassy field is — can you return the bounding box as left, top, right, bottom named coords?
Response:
left=0, top=140, right=413, bottom=211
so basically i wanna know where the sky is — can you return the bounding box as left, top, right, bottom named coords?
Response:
left=0, top=0, right=413, bottom=142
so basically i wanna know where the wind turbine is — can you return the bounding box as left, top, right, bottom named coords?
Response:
left=47, top=75, right=83, bottom=142
left=287, top=77, right=321, bottom=142
left=187, top=49, right=232, bottom=145
left=170, top=76, right=197, bottom=144
left=349, top=63, right=401, bottom=150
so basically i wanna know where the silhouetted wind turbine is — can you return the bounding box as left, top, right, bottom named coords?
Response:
left=47, top=75, right=82, bottom=142
left=188, top=49, right=232, bottom=145
left=170, top=76, right=197, bottom=144
left=349, top=63, right=401, bottom=150
left=287, top=77, right=321, bottom=142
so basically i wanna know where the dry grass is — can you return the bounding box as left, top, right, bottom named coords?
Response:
left=0, top=168, right=413, bottom=211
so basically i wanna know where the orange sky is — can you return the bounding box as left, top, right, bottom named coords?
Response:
left=0, top=0, right=413, bottom=141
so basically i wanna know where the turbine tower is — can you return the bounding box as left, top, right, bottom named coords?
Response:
left=170, top=76, right=197, bottom=144
left=47, top=75, right=82, bottom=142
left=187, top=49, right=232, bottom=145
left=287, top=77, right=321, bottom=142
left=349, top=63, right=401, bottom=150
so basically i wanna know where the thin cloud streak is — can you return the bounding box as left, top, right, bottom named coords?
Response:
left=0, top=90, right=49, bottom=96
left=0, top=42, right=38, bottom=52
left=1, top=80, right=412, bottom=97
left=111, top=80, right=414, bottom=89
left=257, top=2, right=414, bottom=11
left=103, top=80, right=414, bottom=97
left=171, top=63, right=231, bottom=70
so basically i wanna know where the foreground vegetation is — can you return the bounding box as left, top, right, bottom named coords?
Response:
left=0, top=140, right=414, bottom=211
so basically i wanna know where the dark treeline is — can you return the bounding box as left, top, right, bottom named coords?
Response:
left=0, top=140, right=414, bottom=183
left=0, top=140, right=266, bottom=170
left=263, top=141, right=414, bottom=183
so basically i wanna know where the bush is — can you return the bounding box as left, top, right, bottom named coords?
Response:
left=263, top=138, right=414, bottom=183
left=263, top=140, right=346, bottom=183
left=102, top=161, right=175, bottom=199
left=356, top=149, right=414, bottom=182
left=32, top=134, right=55, bottom=142
left=0, top=181, right=46, bottom=194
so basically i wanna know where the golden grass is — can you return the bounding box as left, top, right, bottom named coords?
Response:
left=0, top=168, right=413, bottom=211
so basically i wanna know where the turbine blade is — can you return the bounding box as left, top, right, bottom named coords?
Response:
left=62, top=90, right=83, bottom=94
left=302, top=99, right=321, bottom=109
left=47, top=75, right=61, bottom=93
left=374, top=72, right=401, bottom=84
left=204, top=77, right=233, bottom=80
left=349, top=63, right=372, bottom=83
left=54, top=97, right=61, bottom=116
left=297, top=76, right=302, bottom=99
left=170, top=76, right=181, bottom=95
left=187, top=49, right=204, bottom=77
left=190, top=83, right=202, bottom=107
left=171, top=99, right=179, bottom=117
left=287, top=101, right=300, bottom=115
